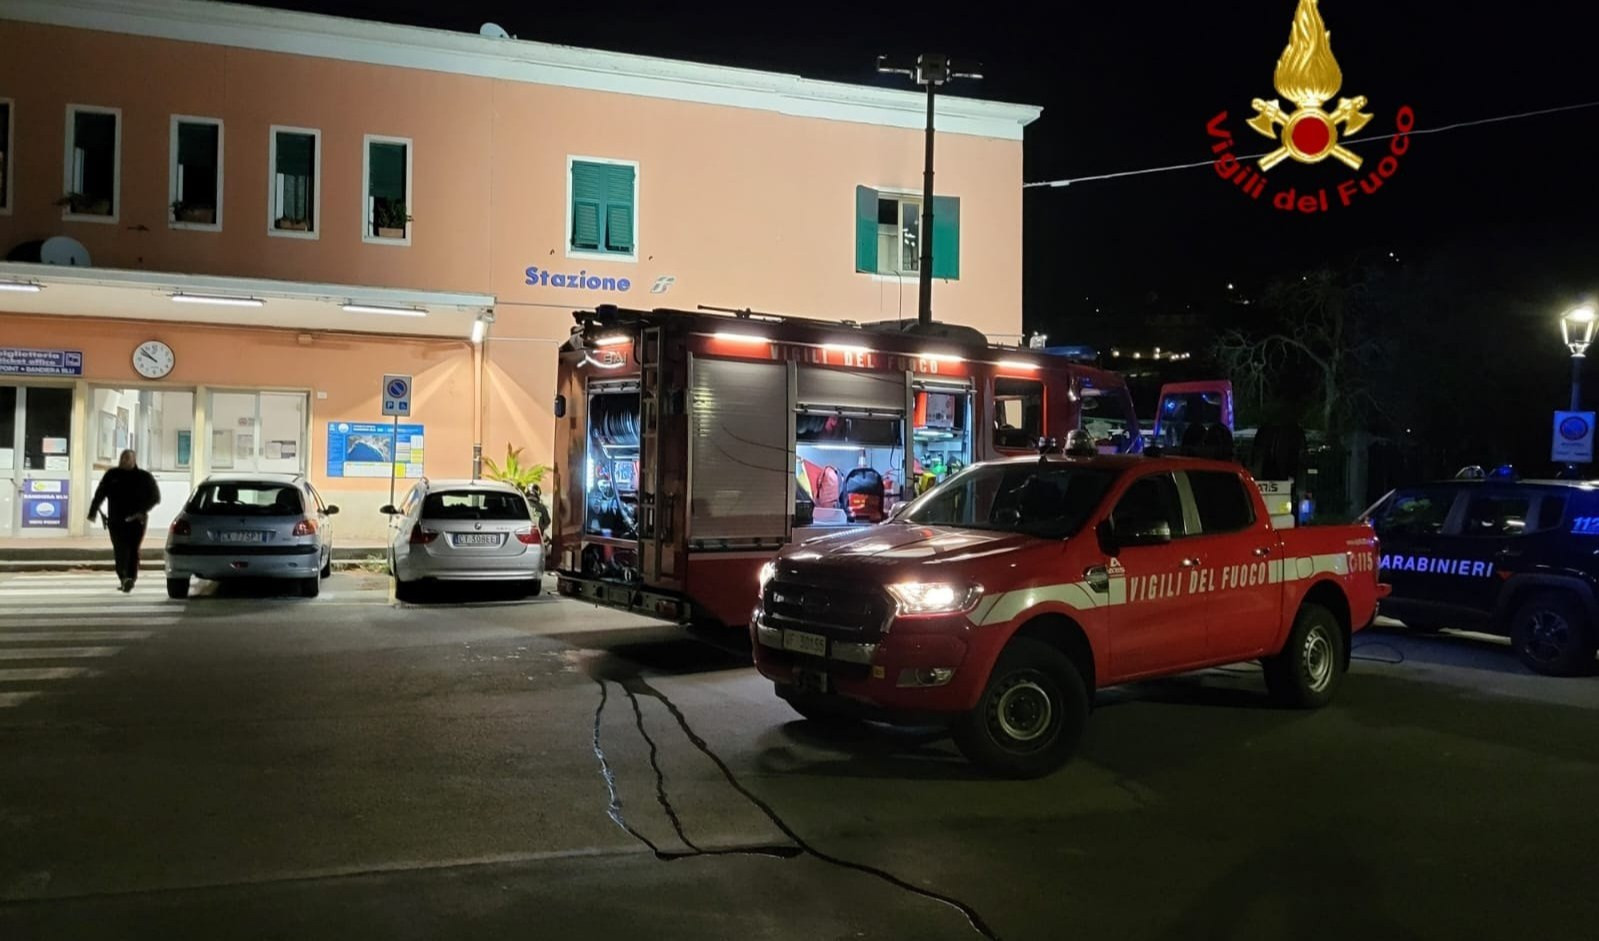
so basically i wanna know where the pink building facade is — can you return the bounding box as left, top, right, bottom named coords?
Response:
left=0, top=0, right=1038, bottom=539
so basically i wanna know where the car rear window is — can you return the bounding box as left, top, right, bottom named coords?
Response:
left=187, top=482, right=304, bottom=516
left=421, top=490, right=530, bottom=521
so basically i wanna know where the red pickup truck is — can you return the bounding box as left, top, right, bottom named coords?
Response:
left=751, top=453, right=1384, bottom=777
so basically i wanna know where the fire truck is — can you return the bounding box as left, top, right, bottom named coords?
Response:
left=551, top=305, right=1145, bottom=628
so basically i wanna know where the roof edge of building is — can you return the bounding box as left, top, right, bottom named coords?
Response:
left=0, top=0, right=1043, bottom=141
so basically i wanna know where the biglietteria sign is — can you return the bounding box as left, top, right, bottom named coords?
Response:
left=1204, top=0, right=1414, bottom=214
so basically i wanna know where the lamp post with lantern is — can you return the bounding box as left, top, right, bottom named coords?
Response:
left=1562, top=305, right=1596, bottom=411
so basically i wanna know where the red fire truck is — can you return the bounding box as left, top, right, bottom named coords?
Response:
left=551, top=305, right=1145, bottom=628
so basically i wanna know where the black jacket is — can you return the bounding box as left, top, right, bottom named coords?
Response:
left=89, top=467, right=161, bottom=524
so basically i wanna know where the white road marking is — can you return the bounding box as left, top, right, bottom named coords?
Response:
left=0, top=691, right=43, bottom=708
left=0, top=667, right=93, bottom=681
left=0, top=647, right=123, bottom=660
left=0, top=631, right=154, bottom=642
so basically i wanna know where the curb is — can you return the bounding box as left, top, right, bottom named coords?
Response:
left=0, top=549, right=387, bottom=574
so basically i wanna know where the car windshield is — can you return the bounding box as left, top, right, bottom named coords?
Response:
left=187, top=482, right=303, bottom=516
left=421, top=490, right=530, bottom=521
left=898, top=462, right=1120, bottom=539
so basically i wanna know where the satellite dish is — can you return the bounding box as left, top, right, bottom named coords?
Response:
left=40, top=236, right=92, bottom=267
left=479, top=22, right=511, bottom=39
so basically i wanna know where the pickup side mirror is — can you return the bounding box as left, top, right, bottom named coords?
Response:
left=379, top=504, right=399, bottom=516
left=324, top=505, right=340, bottom=516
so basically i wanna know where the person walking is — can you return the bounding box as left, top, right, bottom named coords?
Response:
left=88, top=450, right=162, bottom=593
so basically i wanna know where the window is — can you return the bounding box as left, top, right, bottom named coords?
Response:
left=1111, top=473, right=1186, bottom=536
left=363, top=135, right=411, bottom=244
left=854, top=185, right=959, bottom=279
left=568, top=158, right=636, bottom=258
left=207, top=391, right=308, bottom=474
left=0, top=98, right=12, bottom=214
left=993, top=378, right=1043, bottom=450
left=904, top=463, right=1117, bottom=540
left=186, top=481, right=304, bottom=516
left=1461, top=494, right=1531, bottom=537
left=170, top=116, right=222, bottom=229
left=269, top=126, right=319, bottom=237
left=63, top=105, right=120, bottom=221
left=421, top=491, right=530, bottom=521
left=1079, top=389, right=1137, bottom=450
left=1187, top=471, right=1256, bottom=534
left=1372, top=488, right=1452, bottom=537
left=1533, top=496, right=1567, bottom=532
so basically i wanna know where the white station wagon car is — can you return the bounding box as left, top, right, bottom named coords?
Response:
left=383, top=478, right=544, bottom=602
left=165, top=474, right=338, bottom=599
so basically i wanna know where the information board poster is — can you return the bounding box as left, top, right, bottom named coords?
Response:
left=22, top=479, right=69, bottom=528
left=326, top=422, right=424, bottom=478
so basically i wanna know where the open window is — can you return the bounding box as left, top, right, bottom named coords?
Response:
left=364, top=135, right=411, bottom=243
left=170, top=116, right=221, bottom=229
left=269, top=126, right=319, bottom=236
left=1078, top=387, right=1139, bottom=454
left=62, top=105, right=120, bottom=221
left=993, top=377, right=1043, bottom=450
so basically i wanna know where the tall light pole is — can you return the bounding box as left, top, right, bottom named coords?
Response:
left=876, top=54, right=982, bottom=327
left=1562, top=304, right=1596, bottom=411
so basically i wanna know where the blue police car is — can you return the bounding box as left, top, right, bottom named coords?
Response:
left=1364, top=471, right=1599, bottom=676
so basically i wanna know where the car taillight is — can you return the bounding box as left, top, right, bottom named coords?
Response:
left=292, top=519, right=318, bottom=537
left=170, top=519, right=190, bottom=536
left=515, top=528, right=541, bottom=545
left=410, top=525, right=438, bottom=545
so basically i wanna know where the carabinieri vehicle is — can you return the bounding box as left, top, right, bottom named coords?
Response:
left=750, top=451, right=1386, bottom=777
left=1364, top=473, right=1599, bottom=675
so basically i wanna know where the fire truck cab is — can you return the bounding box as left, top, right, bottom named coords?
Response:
left=551, top=305, right=1143, bottom=628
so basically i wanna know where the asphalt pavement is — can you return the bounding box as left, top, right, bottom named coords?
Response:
left=1, top=571, right=1597, bottom=940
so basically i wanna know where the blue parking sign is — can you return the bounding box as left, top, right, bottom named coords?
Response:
left=382, top=374, right=412, bottom=417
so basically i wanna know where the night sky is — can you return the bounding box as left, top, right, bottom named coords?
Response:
left=257, top=0, right=1599, bottom=350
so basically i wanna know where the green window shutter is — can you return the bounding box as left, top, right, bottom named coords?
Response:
left=603, top=164, right=635, bottom=252
left=369, top=142, right=406, bottom=201
left=854, top=185, right=878, bottom=273
left=570, top=162, right=605, bottom=250
left=930, top=195, right=960, bottom=280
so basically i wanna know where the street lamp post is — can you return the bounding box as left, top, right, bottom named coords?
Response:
left=1562, top=305, right=1596, bottom=411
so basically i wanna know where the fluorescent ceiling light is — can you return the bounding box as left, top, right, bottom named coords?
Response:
left=342, top=303, right=426, bottom=317
left=0, top=281, right=43, bottom=293
left=593, top=334, right=630, bottom=346
left=172, top=293, right=264, bottom=307
left=714, top=331, right=768, bottom=343
left=471, top=319, right=486, bottom=344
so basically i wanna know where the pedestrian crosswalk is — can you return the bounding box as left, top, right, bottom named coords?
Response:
left=0, top=572, right=182, bottom=709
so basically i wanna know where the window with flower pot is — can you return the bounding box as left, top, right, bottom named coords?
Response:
left=62, top=105, right=120, bottom=222
left=268, top=126, right=319, bottom=238
left=363, top=135, right=411, bottom=244
left=0, top=98, right=13, bottom=215
left=169, top=116, right=222, bottom=230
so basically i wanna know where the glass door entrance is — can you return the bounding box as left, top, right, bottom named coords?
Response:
left=88, top=388, right=196, bottom=535
left=0, top=384, right=75, bottom=537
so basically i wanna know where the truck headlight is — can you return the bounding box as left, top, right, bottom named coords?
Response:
left=887, top=581, right=983, bottom=616
left=758, top=561, right=777, bottom=590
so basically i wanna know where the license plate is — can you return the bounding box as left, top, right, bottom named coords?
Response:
left=782, top=629, right=828, bottom=657
left=219, top=531, right=269, bottom=544
left=452, top=533, right=502, bottom=547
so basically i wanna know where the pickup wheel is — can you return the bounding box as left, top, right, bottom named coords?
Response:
left=1510, top=591, right=1597, bottom=677
left=952, top=638, right=1087, bottom=779
left=1264, top=602, right=1345, bottom=708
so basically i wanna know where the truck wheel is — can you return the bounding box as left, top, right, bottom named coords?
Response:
left=952, top=638, right=1087, bottom=779
left=1265, top=603, right=1345, bottom=708
left=1510, top=592, right=1597, bottom=676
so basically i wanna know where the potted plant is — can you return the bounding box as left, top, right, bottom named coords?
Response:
left=57, top=192, right=111, bottom=216
left=275, top=215, right=310, bottom=231
left=483, top=444, right=551, bottom=534
left=171, top=199, right=216, bottom=225
left=373, top=200, right=411, bottom=239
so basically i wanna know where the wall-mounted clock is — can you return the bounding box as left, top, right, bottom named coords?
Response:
left=133, top=339, right=176, bottom=379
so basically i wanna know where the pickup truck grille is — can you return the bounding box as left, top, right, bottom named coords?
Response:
left=763, top=580, right=891, bottom=637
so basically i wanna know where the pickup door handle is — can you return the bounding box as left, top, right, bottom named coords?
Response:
left=1253, top=546, right=1273, bottom=558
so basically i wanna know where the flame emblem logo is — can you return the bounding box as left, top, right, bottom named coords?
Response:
left=1246, top=0, right=1374, bottom=170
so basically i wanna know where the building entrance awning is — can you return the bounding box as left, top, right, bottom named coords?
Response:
left=0, top=263, right=494, bottom=340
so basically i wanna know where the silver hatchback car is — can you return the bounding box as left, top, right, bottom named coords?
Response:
left=165, top=474, right=338, bottom=599
left=384, top=479, right=544, bottom=602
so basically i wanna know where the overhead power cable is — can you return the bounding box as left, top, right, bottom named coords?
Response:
left=1023, top=99, right=1599, bottom=189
